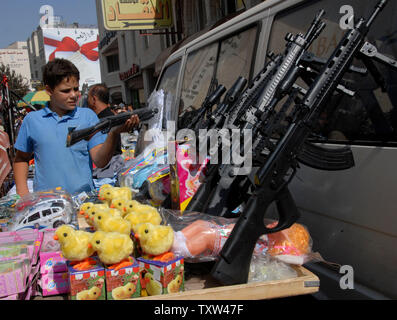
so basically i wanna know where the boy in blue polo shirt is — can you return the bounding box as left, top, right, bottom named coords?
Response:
left=13, top=58, right=139, bottom=196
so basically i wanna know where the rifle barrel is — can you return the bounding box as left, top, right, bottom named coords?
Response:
left=66, top=108, right=158, bottom=147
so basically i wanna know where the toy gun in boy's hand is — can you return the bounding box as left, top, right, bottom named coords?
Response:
left=210, top=0, right=391, bottom=286
left=66, top=108, right=158, bottom=147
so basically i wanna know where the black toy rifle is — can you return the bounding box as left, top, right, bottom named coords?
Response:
left=196, top=76, right=248, bottom=131
left=178, top=84, right=226, bottom=131
left=66, top=108, right=159, bottom=147
left=211, top=0, right=390, bottom=285
left=186, top=9, right=329, bottom=214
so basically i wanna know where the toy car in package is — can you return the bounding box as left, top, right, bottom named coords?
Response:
left=7, top=190, right=76, bottom=231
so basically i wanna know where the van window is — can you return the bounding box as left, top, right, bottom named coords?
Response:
left=215, top=27, right=258, bottom=90
left=28, top=212, right=40, bottom=223
left=180, top=42, right=218, bottom=121
left=42, top=209, right=52, bottom=217
left=267, top=0, right=397, bottom=145
left=52, top=208, right=60, bottom=213
left=179, top=26, right=258, bottom=126
left=157, top=60, right=181, bottom=100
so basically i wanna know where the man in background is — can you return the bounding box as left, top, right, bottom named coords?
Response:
left=87, top=83, right=126, bottom=186
left=87, top=83, right=122, bottom=155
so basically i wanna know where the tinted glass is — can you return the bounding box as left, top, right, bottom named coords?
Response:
left=28, top=212, right=40, bottom=223
left=42, top=209, right=52, bottom=217
left=267, top=0, right=397, bottom=145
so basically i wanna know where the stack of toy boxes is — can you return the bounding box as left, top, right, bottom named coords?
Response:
left=104, top=257, right=141, bottom=300
left=67, top=257, right=106, bottom=300
left=0, top=229, right=43, bottom=300
left=38, top=229, right=69, bottom=297
left=137, top=256, right=184, bottom=296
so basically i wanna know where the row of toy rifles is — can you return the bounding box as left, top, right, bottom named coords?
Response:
left=170, top=0, right=397, bottom=286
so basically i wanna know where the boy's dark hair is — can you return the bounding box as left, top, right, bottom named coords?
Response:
left=89, top=83, right=110, bottom=104
left=42, top=58, right=80, bottom=89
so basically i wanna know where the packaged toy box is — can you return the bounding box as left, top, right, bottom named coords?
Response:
left=0, top=229, right=43, bottom=299
left=171, top=143, right=209, bottom=211
left=105, top=257, right=141, bottom=300
left=38, top=228, right=69, bottom=297
left=67, top=258, right=106, bottom=300
left=137, top=256, right=184, bottom=296
left=40, top=251, right=68, bottom=274
left=40, top=272, right=69, bottom=296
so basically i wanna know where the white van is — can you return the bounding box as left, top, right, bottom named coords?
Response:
left=152, top=0, right=397, bottom=299
left=8, top=198, right=73, bottom=231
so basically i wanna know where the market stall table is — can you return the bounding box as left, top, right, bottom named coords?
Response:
left=33, top=215, right=319, bottom=300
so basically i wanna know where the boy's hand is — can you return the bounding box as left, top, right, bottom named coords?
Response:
left=111, top=113, right=140, bottom=134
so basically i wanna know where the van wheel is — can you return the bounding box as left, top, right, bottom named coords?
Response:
left=53, top=221, right=65, bottom=228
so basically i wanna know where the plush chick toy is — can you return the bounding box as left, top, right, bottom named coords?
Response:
left=82, top=203, right=109, bottom=227
left=144, top=272, right=162, bottom=296
left=79, top=202, right=95, bottom=216
left=76, top=286, right=101, bottom=300
left=167, top=274, right=183, bottom=293
left=98, top=186, right=133, bottom=205
left=91, top=231, right=134, bottom=270
left=123, top=200, right=160, bottom=216
left=134, top=223, right=174, bottom=259
left=110, top=198, right=129, bottom=218
left=54, top=225, right=95, bottom=270
left=124, top=202, right=162, bottom=233
left=92, top=209, right=131, bottom=235
left=111, top=280, right=138, bottom=300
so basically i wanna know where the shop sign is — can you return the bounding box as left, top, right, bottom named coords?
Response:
left=119, top=64, right=140, bottom=81
left=99, top=31, right=117, bottom=50
left=101, top=0, right=173, bottom=31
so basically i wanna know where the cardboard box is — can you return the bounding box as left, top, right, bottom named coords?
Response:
left=170, top=143, right=210, bottom=211
left=39, top=251, right=68, bottom=274
left=105, top=257, right=141, bottom=300
left=137, top=256, right=184, bottom=296
left=67, top=258, right=106, bottom=300
left=41, top=272, right=69, bottom=296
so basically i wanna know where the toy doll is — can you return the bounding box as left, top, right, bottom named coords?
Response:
left=170, top=215, right=311, bottom=264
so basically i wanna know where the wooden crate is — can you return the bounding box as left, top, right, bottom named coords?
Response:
left=134, top=265, right=319, bottom=300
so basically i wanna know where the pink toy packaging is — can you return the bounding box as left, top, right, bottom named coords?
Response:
left=39, top=251, right=68, bottom=274
left=0, top=229, right=43, bottom=264
left=172, top=143, right=209, bottom=211
left=0, top=257, right=30, bottom=298
left=40, top=228, right=61, bottom=253
left=40, top=272, right=69, bottom=296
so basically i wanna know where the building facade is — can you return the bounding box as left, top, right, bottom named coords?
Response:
left=0, top=41, right=32, bottom=90
left=95, top=0, right=263, bottom=107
